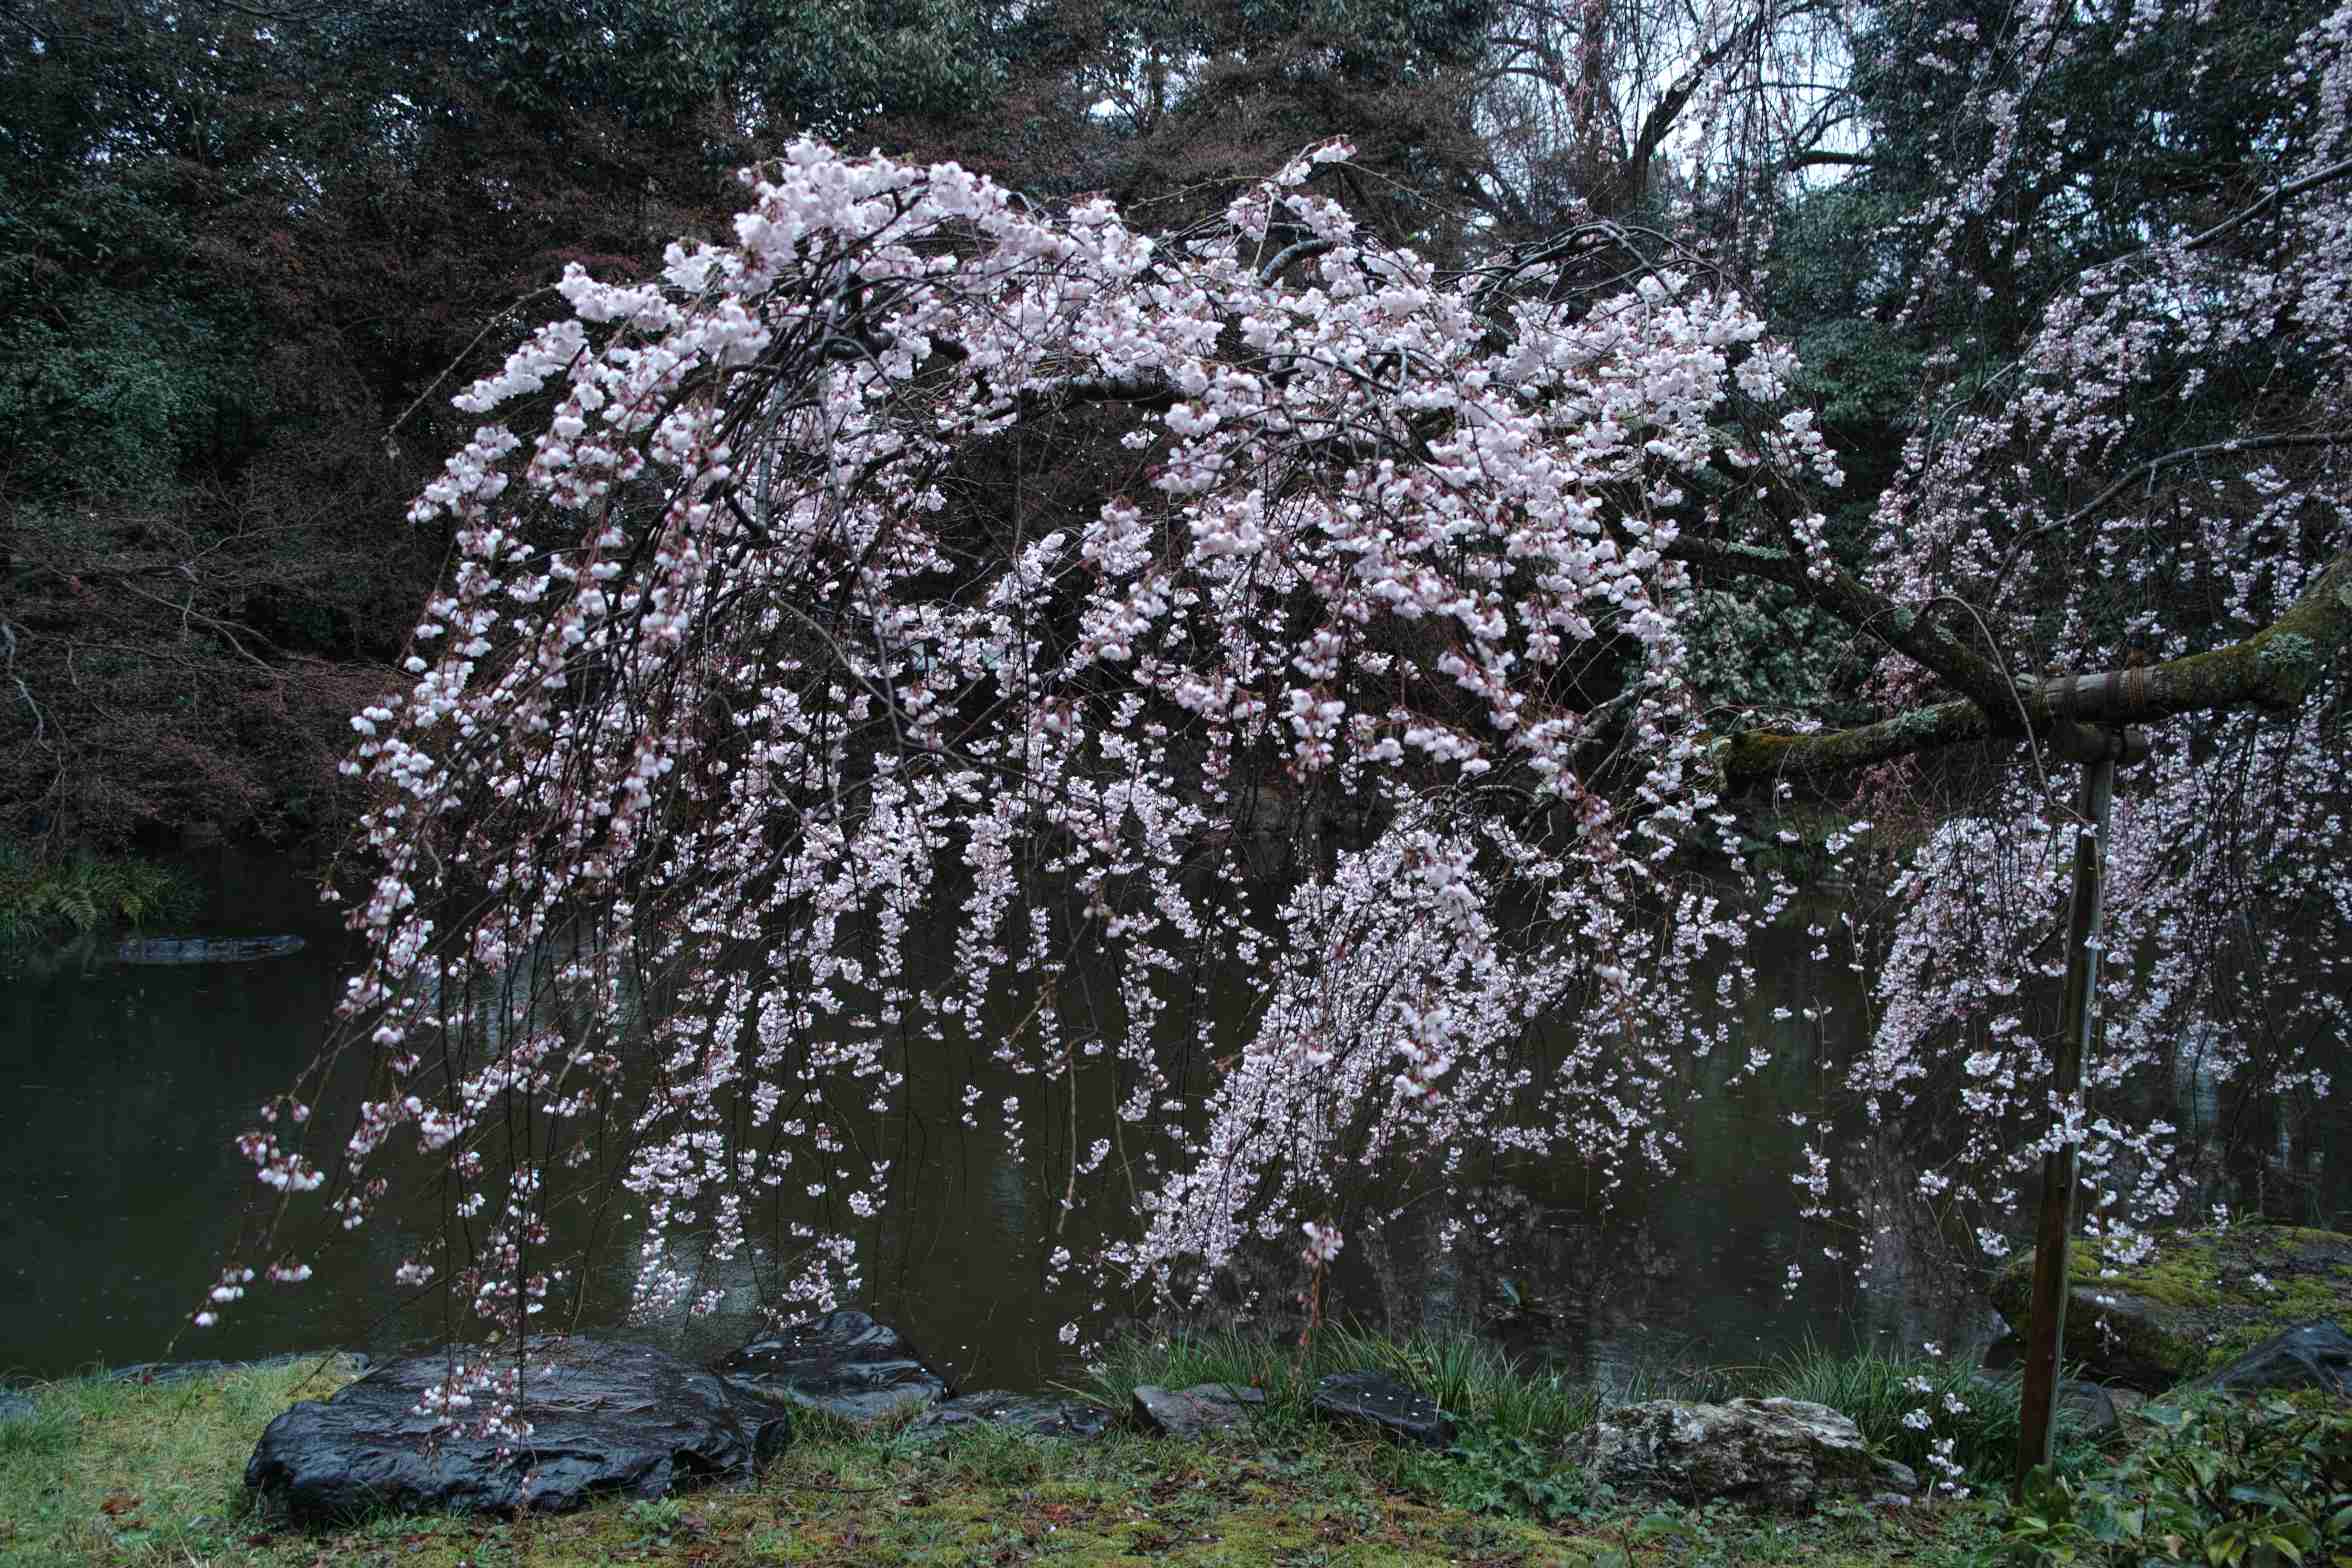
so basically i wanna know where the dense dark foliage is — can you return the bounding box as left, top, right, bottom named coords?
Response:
left=0, top=0, right=1010, bottom=845
left=0, top=0, right=1532, bottom=846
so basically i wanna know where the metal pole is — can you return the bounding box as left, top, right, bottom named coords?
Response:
left=2014, top=736, right=2116, bottom=1493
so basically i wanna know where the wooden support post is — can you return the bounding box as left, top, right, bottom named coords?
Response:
left=2013, top=732, right=2119, bottom=1493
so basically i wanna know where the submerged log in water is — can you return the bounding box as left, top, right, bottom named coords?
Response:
left=113, top=934, right=306, bottom=964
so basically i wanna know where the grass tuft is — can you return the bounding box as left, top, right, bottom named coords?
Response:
left=1076, top=1322, right=1601, bottom=1448
left=1315, top=1323, right=1606, bottom=1444
left=1738, top=1339, right=2091, bottom=1487
left=0, top=1358, right=358, bottom=1565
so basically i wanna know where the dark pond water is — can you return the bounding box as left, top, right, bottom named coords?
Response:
left=7, top=849, right=2327, bottom=1391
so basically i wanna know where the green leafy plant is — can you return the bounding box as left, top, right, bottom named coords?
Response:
left=2007, top=1395, right=2352, bottom=1568
left=0, top=843, right=198, bottom=953
left=623, top=1495, right=686, bottom=1544
left=1414, top=1429, right=1608, bottom=1523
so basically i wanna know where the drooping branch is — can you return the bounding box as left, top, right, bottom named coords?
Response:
left=2186, top=156, right=2352, bottom=253
left=1720, top=549, right=2352, bottom=782
left=1988, top=431, right=2352, bottom=601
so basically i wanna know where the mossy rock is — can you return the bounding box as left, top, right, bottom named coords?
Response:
left=1990, top=1224, right=2352, bottom=1391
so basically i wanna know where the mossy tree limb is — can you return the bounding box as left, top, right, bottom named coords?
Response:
left=1713, top=549, right=2352, bottom=784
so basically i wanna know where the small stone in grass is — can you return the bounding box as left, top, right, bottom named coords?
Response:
left=1311, top=1371, right=1453, bottom=1447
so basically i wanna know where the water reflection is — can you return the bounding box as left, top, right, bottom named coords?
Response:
left=0, top=854, right=2330, bottom=1387
left=1, top=849, right=373, bottom=1375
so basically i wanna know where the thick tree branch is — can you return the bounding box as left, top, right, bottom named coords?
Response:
left=1720, top=549, right=2352, bottom=782
left=1622, top=9, right=1778, bottom=209
left=1259, top=238, right=1338, bottom=284
left=1012, top=370, right=1180, bottom=416
left=1786, top=150, right=1874, bottom=170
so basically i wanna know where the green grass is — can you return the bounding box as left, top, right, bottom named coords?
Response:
left=0, top=1341, right=2035, bottom=1567
left=0, top=841, right=198, bottom=954
left=1739, top=1341, right=2102, bottom=1489
left=1076, top=1324, right=1603, bottom=1448
left=0, top=1356, right=358, bottom=1565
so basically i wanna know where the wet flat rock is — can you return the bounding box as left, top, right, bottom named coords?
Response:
left=1312, top=1371, right=1454, bottom=1447
left=246, top=1338, right=792, bottom=1523
left=714, top=1309, right=948, bottom=1422
left=1133, top=1382, right=1265, bottom=1438
left=907, top=1391, right=1114, bottom=1443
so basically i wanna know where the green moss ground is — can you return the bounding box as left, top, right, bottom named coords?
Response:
left=0, top=1356, right=2018, bottom=1568
left=1991, top=1223, right=2352, bottom=1381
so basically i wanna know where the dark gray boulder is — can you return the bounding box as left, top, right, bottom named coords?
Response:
left=1571, top=1398, right=1887, bottom=1507
left=713, top=1310, right=948, bottom=1422
left=1876, top=1459, right=1921, bottom=1495
left=1972, top=1370, right=2121, bottom=1437
left=1311, top=1371, right=1454, bottom=1447
left=0, top=1391, right=34, bottom=1425
left=1132, top=1383, right=1265, bottom=1439
left=906, top=1391, right=1115, bottom=1443
left=245, top=1338, right=792, bottom=1522
left=2054, top=1379, right=2121, bottom=1436
left=2190, top=1320, right=2352, bottom=1398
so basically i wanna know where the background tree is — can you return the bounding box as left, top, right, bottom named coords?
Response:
left=1704, top=0, right=2352, bottom=1245
left=0, top=0, right=1011, bottom=847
